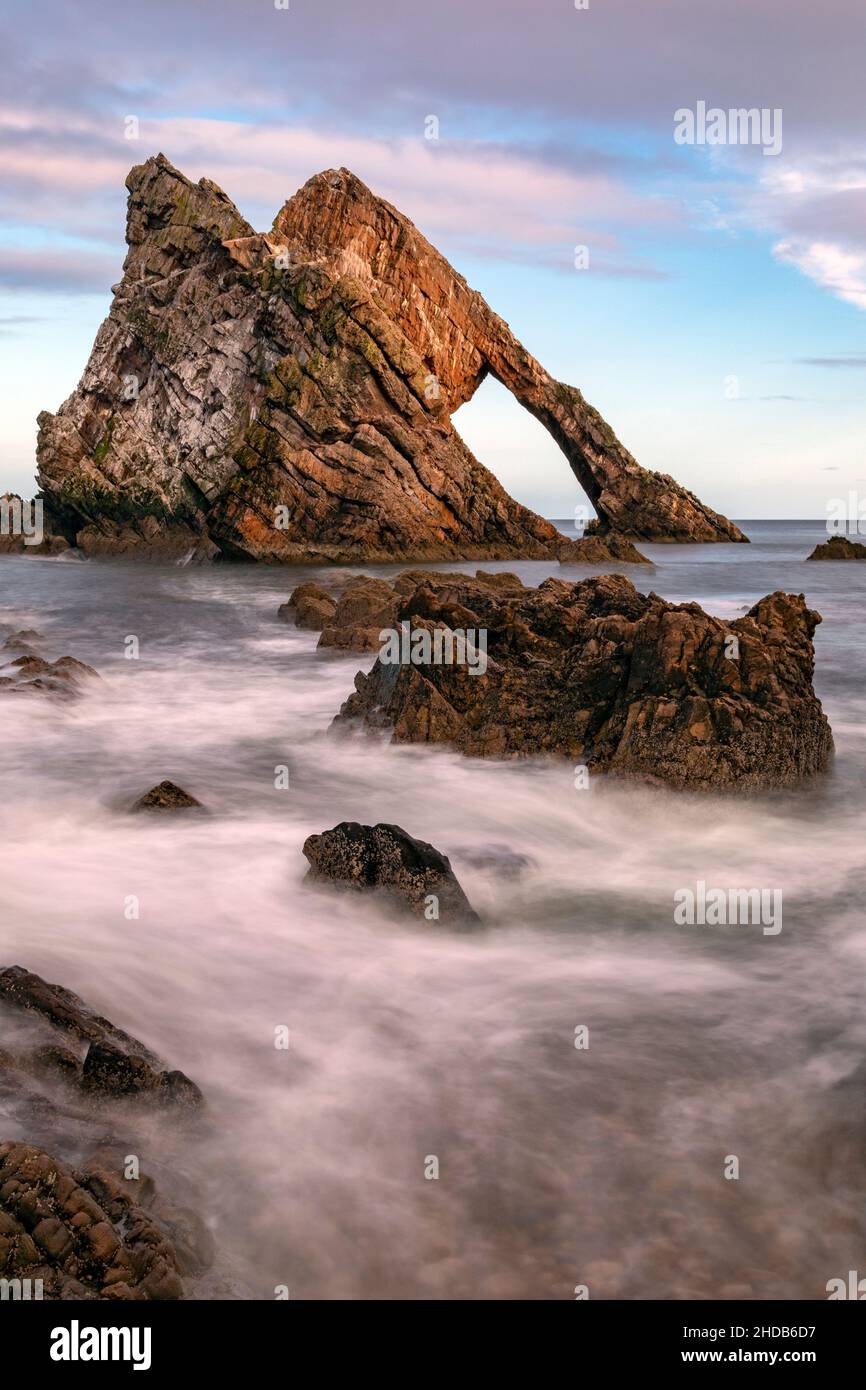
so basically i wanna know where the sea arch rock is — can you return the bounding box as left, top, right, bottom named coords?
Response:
left=36, top=156, right=745, bottom=562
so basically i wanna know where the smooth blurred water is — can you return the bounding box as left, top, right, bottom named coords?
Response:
left=1, top=519, right=865, bottom=1299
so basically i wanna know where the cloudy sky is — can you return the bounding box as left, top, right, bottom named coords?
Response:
left=1, top=0, right=864, bottom=517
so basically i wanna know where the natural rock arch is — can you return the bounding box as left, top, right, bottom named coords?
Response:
left=36, top=156, right=745, bottom=562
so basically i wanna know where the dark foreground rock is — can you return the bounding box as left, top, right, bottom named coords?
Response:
left=34, top=155, right=744, bottom=561
left=303, top=822, right=479, bottom=925
left=807, top=535, right=866, bottom=560
left=0, top=970, right=210, bottom=1299
left=332, top=573, right=833, bottom=791
left=131, top=780, right=203, bottom=812
left=0, top=1142, right=188, bottom=1300
left=0, top=966, right=202, bottom=1107
left=0, top=627, right=99, bottom=699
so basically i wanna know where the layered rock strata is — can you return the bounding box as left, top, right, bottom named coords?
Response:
left=34, top=156, right=745, bottom=561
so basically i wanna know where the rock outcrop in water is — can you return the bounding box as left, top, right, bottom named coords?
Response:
left=807, top=536, right=866, bottom=560
left=131, top=780, right=204, bottom=813
left=558, top=532, right=651, bottom=565
left=0, top=967, right=202, bottom=1107
left=33, top=155, right=745, bottom=562
left=303, top=822, right=479, bottom=925
left=332, top=573, right=832, bottom=791
left=284, top=568, right=526, bottom=652
left=0, top=627, right=98, bottom=698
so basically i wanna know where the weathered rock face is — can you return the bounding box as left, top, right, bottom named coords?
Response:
left=317, top=576, right=401, bottom=651
left=303, top=821, right=479, bottom=925
left=282, top=568, right=528, bottom=652
left=0, top=1143, right=188, bottom=1300
left=275, top=169, right=746, bottom=545
left=332, top=574, right=832, bottom=791
left=807, top=535, right=866, bottom=560
left=35, top=155, right=745, bottom=561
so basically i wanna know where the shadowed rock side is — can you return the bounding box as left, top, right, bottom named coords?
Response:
left=0, top=966, right=202, bottom=1107
left=35, top=155, right=744, bottom=561
left=331, top=574, right=832, bottom=791
left=807, top=536, right=866, bottom=560
left=303, top=821, right=479, bottom=925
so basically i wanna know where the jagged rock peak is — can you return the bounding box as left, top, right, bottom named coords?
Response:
left=35, top=155, right=746, bottom=563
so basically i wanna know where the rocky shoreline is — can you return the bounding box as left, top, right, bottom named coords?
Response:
left=0, top=968, right=209, bottom=1300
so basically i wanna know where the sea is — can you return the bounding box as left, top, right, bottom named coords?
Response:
left=1, top=519, right=864, bottom=1299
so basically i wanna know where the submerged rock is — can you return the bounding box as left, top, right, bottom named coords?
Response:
left=131, top=780, right=203, bottom=812
left=35, top=155, right=744, bottom=562
left=332, top=573, right=833, bottom=791
left=807, top=535, right=866, bottom=560
left=0, top=966, right=203, bottom=1108
left=0, top=639, right=99, bottom=699
left=303, top=821, right=480, bottom=925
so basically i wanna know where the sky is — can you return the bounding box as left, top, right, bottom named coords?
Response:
left=0, top=0, right=864, bottom=519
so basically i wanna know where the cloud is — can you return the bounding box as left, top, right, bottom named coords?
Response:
left=0, top=108, right=677, bottom=293
left=773, top=239, right=866, bottom=312
left=793, top=352, right=866, bottom=368
left=0, top=246, right=120, bottom=294
left=0, top=313, right=44, bottom=336
left=731, top=154, right=866, bottom=312
left=1, top=1, right=865, bottom=316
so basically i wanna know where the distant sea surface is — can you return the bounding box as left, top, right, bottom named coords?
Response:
left=1, top=518, right=864, bottom=1298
